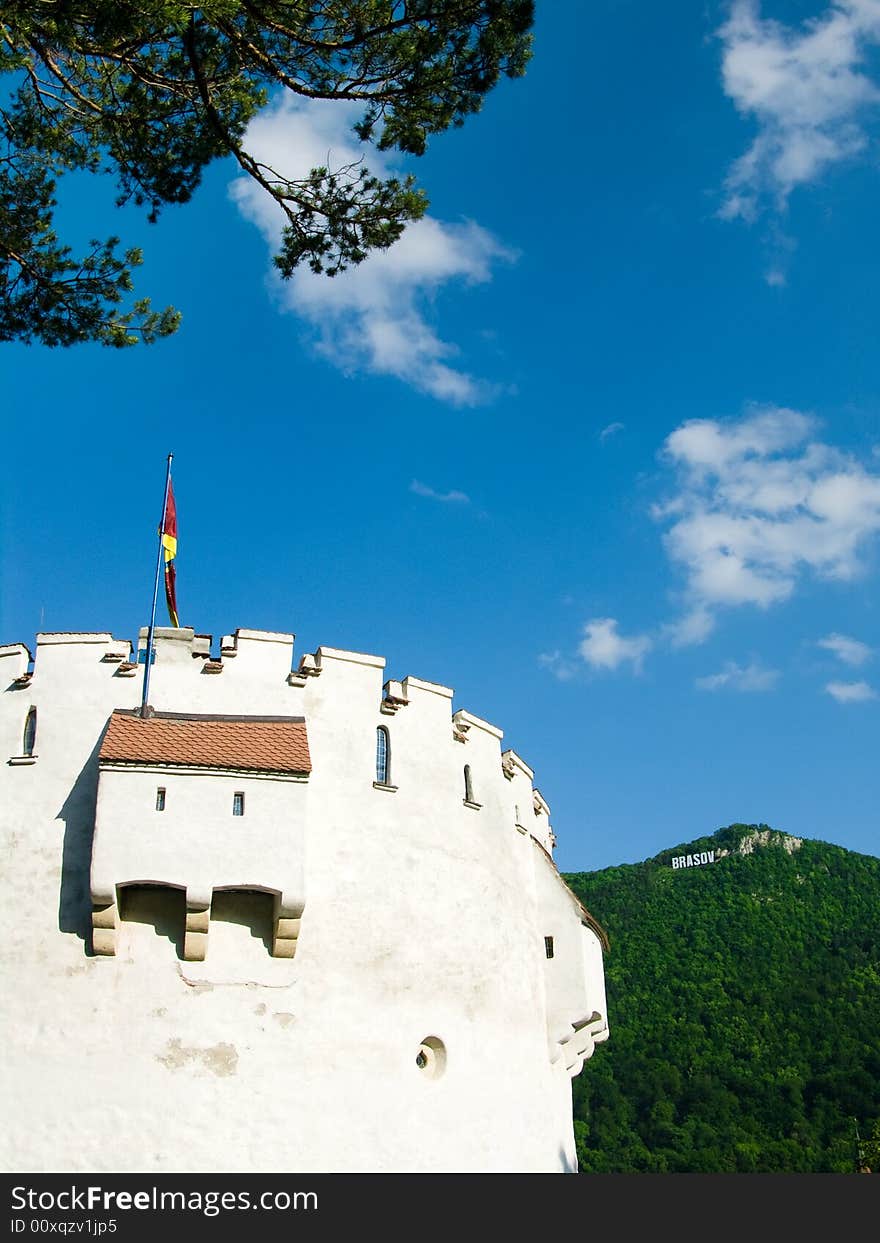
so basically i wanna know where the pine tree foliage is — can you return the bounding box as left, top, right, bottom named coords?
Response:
left=0, top=2, right=533, bottom=346
left=565, top=825, right=880, bottom=1173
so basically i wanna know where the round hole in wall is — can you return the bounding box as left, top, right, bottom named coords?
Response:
left=416, top=1036, right=446, bottom=1080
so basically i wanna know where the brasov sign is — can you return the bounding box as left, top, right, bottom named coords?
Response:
left=671, top=851, right=716, bottom=869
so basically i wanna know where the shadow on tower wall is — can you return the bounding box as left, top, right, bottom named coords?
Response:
left=56, top=722, right=109, bottom=953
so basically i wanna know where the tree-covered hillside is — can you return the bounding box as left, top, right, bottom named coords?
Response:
left=565, top=825, right=880, bottom=1173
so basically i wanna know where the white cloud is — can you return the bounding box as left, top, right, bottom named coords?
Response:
left=719, top=1, right=880, bottom=219
left=818, top=632, right=874, bottom=664
left=599, top=422, right=625, bottom=441
left=825, top=679, right=877, bottom=701
left=546, top=408, right=880, bottom=683
left=230, top=96, right=515, bottom=404
left=657, top=405, right=880, bottom=615
left=409, top=480, right=470, bottom=504
left=662, top=606, right=717, bottom=649
left=663, top=406, right=813, bottom=475
left=578, top=618, right=652, bottom=673
left=695, top=660, right=780, bottom=692
left=537, top=651, right=578, bottom=682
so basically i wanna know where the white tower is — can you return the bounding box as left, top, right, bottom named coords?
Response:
left=0, top=626, right=608, bottom=1173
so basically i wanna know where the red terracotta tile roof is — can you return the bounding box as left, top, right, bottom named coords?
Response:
left=100, top=711, right=311, bottom=775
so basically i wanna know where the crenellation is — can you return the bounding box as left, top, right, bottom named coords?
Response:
left=502, top=748, right=534, bottom=781
left=0, top=628, right=561, bottom=858
left=533, top=789, right=551, bottom=818
left=316, top=645, right=385, bottom=669
left=237, top=628, right=294, bottom=645
left=453, top=708, right=503, bottom=740
left=402, top=674, right=454, bottom=701
left=37, top=632, right=117, bottom=644
left=1, top=620, right=607, bottom=1173
left=500, top=749, right=553, bottom=848
left=381, top=679, right=409, bottom=715
left=34, top=631, right=135, bottom=680
left=218, top=629, right=295, bottom=680
left=532, top=790, right=554, bottom=851
left=0, top=644, right=33, bottom=684
left=137, top=626, right=211, bottom=664
left=289, top=651, right=321, bottom=684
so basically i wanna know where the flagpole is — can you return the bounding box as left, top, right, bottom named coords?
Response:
left=141, top=453, right=173, bottom=718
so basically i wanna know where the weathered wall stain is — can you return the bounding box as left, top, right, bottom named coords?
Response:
left=157, top=1038, right=238, bottom=1077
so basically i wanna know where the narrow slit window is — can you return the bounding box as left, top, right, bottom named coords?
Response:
left=155, top=787, right=166, bottom=812
left=233, top=791, right=245, bottom=817
left=376, top=727, right=390, bottom=785
left=464, top=764, right=474, bottom=803
left=22, top=706, right=37, bottom=756
left=544, top=936, right=555, bottom=960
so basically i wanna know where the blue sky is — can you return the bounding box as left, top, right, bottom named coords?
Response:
left=3, top=1, right=878, bottom=871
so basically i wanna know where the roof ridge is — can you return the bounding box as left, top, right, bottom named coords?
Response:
left=112, top=709, right=306, bottom=724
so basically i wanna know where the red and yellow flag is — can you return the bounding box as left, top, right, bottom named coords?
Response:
left=162, top=478, right=179, bottom=627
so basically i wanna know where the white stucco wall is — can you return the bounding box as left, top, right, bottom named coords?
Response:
left=92, top=767, right=308, bottom=915
left=0, top=626, right=608, bottom=1173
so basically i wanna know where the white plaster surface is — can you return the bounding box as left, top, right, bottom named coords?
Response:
left=0, top=627, right=608, bottom=1173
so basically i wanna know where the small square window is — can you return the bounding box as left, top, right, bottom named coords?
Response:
left=155, top=788, right=166, bottom=812
left=233, top=791, right=245, bottom=817
left=544, top=936, right=554, bottom=960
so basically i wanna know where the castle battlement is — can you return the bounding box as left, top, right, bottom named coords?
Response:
left=1, top=621, right=608, bottom=1174
left=3, top=624, right=555, bottom=852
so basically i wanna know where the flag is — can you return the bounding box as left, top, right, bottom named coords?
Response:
left=161, top=476, right=179, bottom=627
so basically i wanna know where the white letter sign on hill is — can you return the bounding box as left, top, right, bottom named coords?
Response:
left=671, top=851, right=716, bottom=869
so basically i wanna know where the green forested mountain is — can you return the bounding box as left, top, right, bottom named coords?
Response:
left=564, top=825, right=880, bottom=1173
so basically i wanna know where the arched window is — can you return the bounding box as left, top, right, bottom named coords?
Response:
left=376, top=726, right=390, bottom=785
left=464, top=764, right=474, bottom=804
left=22, top=706, right=37, bottom=757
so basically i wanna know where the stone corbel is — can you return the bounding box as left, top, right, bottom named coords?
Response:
left=288, top=652, right=321, bottom=687
left=184, top=887, right=211, bottom=961
left=91, top=886, right=118, bottom=956
left=381, top=679, right=409, bottom=715
left=550, top=1012, right=608, bottom=1076
left=272, top=893, right=304, bottom=959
